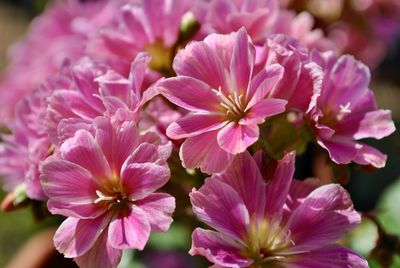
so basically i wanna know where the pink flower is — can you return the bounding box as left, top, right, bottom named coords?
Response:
left=256, top=34, right=323, bottom=114
left=195, top=0, right=279, bottom=44
left=0, top=0, right=123, bottom=121
left=159, top=28, right=287, bottom=173
left=40, top=117, right=175, bottom=268
left=45, top=54, right=161, bottom=145
left=87, top=0, right=195, bottom=76
left=310, top=52, right=396, bottom=168
left=189, top=151, right=367, bottom=267
left=197, top=0, right=335, bottom=50
left=0, top=86, right=52, bottom=200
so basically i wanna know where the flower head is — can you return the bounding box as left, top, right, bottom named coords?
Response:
left=189, top=151, right=367, bottom=267
left=40, top=117, right=175, bottom=267
left=0, top=0, right=123, bottom=120
left=87, top=0, right=195, bottom=76
left=309, top=52, right=396, bottom=168
left=159, top=28, right=287, bottom=173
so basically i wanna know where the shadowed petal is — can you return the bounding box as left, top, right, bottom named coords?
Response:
left=287, top=246, right=368, bottom=268
left=216, top=152, right=266, bottom=217
left=180, top=131, right=233, bottom=174
left=265, top=152, right=296, bottom=219
left=286, top=184, right=361, bottom=252
left=190, top=178, right=250, bottom=241
left=190, top=228, right=251, bottom=267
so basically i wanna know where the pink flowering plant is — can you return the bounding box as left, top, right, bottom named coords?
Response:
left=0, top=0, right=397, bottom=267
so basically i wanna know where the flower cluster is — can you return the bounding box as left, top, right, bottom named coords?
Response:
left=0, top=0, right=396, bottom=267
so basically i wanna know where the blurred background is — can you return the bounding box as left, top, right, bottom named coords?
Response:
left=0, top=0, right=399, bottom=267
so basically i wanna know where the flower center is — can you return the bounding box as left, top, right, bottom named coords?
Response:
left=242, top=217, right=295, bottom=266
left=213, top=87, right=247, bottom=121
left=320, top=102, right=352, bottom=127
left=94, top=187, right=132, bottom=211
left=144, top=39, right=174, bottom=76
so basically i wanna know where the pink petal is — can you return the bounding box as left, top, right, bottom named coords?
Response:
left=265, top=152, right=295, bottom=219
left=353, top=144, right=387, bottom=168
left=230, top=28, right=254, bottom=95
left=217, top=122, right=259, bottom=154
left=41, top=159, right=103, bottom=218
left=60, top=129, right=111, bottom=179
left=190, top=177, right=250, bottom=241
left=317, top=139, right=357, bottom=165
left=54, top=215, right=110, bottom=258
left=166, top=113, right=226, bottom=140
left=135, top=193, right=175, bottom=232
left=108, top=206, right=151, bottom=250
left=241, top=98, right=287, bottom=125
left=287, top=246, right=368, bottom=268
left=94, top=118, right=139, bottom=174
left=287, top=62, right=323, bottom=113
left=190, top=228, right=251, bottom=267
left=121, top=162, right=170, bottom=200
left=247, top=64, right=284, bottom=108
left=354, top=110, right=395, bottom=140
left=159, top=77, right=221, bottom=112
left=321, top=55, right=370, bottom=108
left=75, top=229, right=122, bottom=268
left=286, top=184, right=361, bottom=251
left=216, top=152, right=266, bottom=217
left=173, top=40, right=228, bottom=92
left=96, top=70, right=131, bottom=106
left=180, top=131, right=233, bottom=174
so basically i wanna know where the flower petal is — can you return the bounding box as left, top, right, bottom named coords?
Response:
left=247, top=63, right=284, bottom=108
left=94, top=118, right=139, bottom=174
left=75, top=229, right=122, bottom=268
left=54, top=215, right=110, bottom=258
left=173, top=40, right=228, bottom=92
left=265, top=152, right=295, bottom=219
left=286, top=184, right=361, bottom=251
left=217, top=122, right=259, bottom=154
left=41, top=159, right=103, bottom=218
left=166, top=113, right=226, bottom=140
left=230, top=28, right=254, bottom=95
left=108, top=206, right=151, bottom=250
left=241, top=98, right=287, bottom=125
left=121, top=162, right=170, bottom=200
left=180, top=131, right=233, bottom=174
left=190, top=177, right=250, bottom=241
left=61, top=129, right=111, bottom=179
left=135, top=193, right=175, bottom=232
left=190, top=228, right=251, bottom=267
left=216, top=152, right=266, bottom=217
left=353, top=143, right=387, bottom=168
left=287, top=246, right=368, bottom=268
left=159, top=76, right=221, bottom=112
left=354, top=110, right=395, bottom=140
